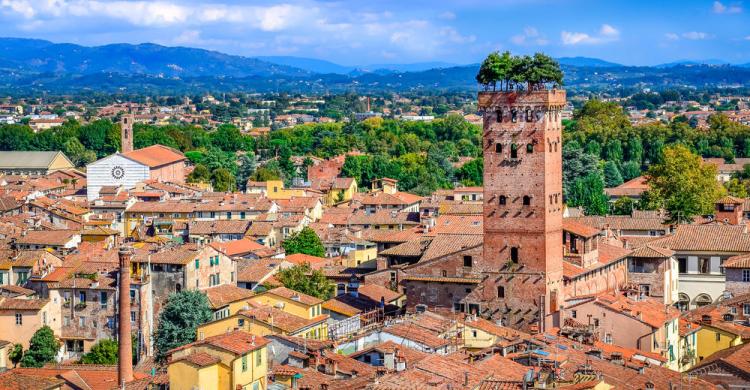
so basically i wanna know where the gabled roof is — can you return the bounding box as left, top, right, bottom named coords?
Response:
left=0, top=151, right=73, bottom=170
left=724, top=253, right=750, bottom=268
left=629, top=245, right=674, bottom=259
left=202, top=284, right=254, bottom=309
left=122, top=144, right=185, bottom=168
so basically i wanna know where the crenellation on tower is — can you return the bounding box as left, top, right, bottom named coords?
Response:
left=479, top=89, right=566, bottom=332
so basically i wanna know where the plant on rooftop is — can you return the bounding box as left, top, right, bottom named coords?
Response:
left=476, top=51, right=563, bottom=91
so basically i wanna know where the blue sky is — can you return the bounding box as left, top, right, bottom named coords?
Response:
left=0, top=0, right=748, bottom=65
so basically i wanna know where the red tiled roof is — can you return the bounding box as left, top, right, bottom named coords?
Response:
left=210, top=238, right=265, bottom=257
left=169, top=330, right=269, bottom=356
left=264, top=286, right=323, bottom=306
left=122, top=144, right=185, bottom=168
left=202, top=284, right=254, bottom=309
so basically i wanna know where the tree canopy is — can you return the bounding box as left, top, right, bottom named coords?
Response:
left=276, top=263, right=335, bottom=300
left=155, top=290, right=213, bottom=362
left=80, top=339, right=119, bottom=365
left=281, top=227, right=325, bottom=257
left=20, top=326, right=60, bottom=367
left=645, top=145, right=724, bottom=223
left=476, top=51, right=563, bottom=91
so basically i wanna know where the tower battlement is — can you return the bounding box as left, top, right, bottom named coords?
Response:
left=477, top=89, right=566, bottom=109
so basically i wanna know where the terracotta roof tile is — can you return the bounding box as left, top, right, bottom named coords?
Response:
left=264, top=286, right=323, bottom=306
left=202, top=284, right=254, bottom=309
left=122, top=144, right=185, bottom=168
left=170, top=330, right=269, bottom=356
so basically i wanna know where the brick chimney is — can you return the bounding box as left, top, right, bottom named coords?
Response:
left=118, top=245, right=134, bottom=386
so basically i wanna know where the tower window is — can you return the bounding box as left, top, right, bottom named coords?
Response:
left=496, top=109, right=502, bottom=123
left=495, top=143, right=503, bottom=153
left=526, top=143, right=534, bottom=153
left=510, top=144, right=518, bottom=159
left=525, top=109, right=532, bottom=122
left=523, top=196, right=531, bottom=206
left=510, top=247, right=519, bottom=263
left=497, top=286, right=505, bottom=298
left=499, top=195, right=507, bottom=205
left=511, top=109, right=518, bottom=123
left=463, top=256, right=472, bottom=267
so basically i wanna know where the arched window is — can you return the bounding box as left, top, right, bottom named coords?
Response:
left=525, top=109, right=532, bottom=122
left=511, top=108, right=518, bottom=123
left=497, top=286, right=505, bottom=298
left=175, top=283, right=182, bottom=293
left=495, top=143, right=503, bottom=153
left=496, top=109, right=503, bottom=123
left=523, top=196, right=531, bottom=206
left=526, top=143, right=533, bottom=153
left=694, top=294, right=712, bottom=307
left=510, top=144, right=518, bottom=159
left=510, top=247, right=519, bottom=263
left=499, top=195, right=507, bottom=205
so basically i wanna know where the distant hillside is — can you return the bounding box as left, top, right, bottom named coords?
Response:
left=556, top=57, right=621, bottom=68
left=0, top=37, right=309, bottom=78
left=0, top=37, right=749, bottom=95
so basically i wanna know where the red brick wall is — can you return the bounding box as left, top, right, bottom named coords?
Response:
left=149, top=161, right=186, bottom=183
left=479, top=90, right=566, bottom=331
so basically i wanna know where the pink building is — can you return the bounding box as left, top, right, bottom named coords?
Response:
left=122, top=145, right=186, bottom=183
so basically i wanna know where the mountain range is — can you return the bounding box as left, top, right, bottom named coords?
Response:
left=1, top=37, right=749, bottom=95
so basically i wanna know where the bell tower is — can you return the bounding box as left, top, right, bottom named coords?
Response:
left=120, top=114, right=134, bottom=153
left=479, top=89, right=566, bottom=331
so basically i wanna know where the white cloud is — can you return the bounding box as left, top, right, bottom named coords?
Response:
left=438, top=11, right=455, bottom=20
left=713, top=1, right=742, bottom=13
left=511, top=26, right=548, bottom=46
left=682, top=31, right=710, bottom=40
left=665, top=32, right=680, bottom=41
left=1, top=0, right=36, bottom=18
left=561, top=24, right=619, bottom=45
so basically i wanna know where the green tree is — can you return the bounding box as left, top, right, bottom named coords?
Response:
left=455, top=158, right=483, bottom=186
left=620, top=161, right=642, bottom=181
left=20, top=326, right=60, bottom=367
left=567, top=173, right=609, bottom=216
left=187, top=164, right=211, bottom=183
left=725, top=178, right=748, bottom=198
left=603, top=161, right=624, bottom=187
left=646, top=145, right=724, bottom=223
left=155, top=291, right=213, bottom=362
left=562, top=143, right=601, bottom=197
left=212, top=168, right=236, bottom=192
left=276, top=263, right=335, bottom=300
left=476, top=51, right=503, bottom=90
left=63, top=138, right=96, bottom=167
left=80, top=339, right=118, bottom=364
left=612, top=196, right=635, bottom=215
left=236, top=153, right=257, bottom=191
left=281, top=227, right=325, bottom=257
left=9, top=344, right=23, bottom=368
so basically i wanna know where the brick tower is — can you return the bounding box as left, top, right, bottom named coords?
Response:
left=479, top=89, right=566, bottom=332
left=118, top=245, right=134, bottom=386
left=120, top=114, right=134, bottom=153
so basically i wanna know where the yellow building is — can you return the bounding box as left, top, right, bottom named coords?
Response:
left=322, top=178, right=358, bottom=206
left=197, top=305, right=329, bottom=341
left=255, top=180, right=306, bottom=200
left=249, top=287, right=324, bottom=320
left=694, top=322, right=745, bottom=362
left=455, top=316, right=528, bottom=351
left=168, top=330, right=268, bottom=390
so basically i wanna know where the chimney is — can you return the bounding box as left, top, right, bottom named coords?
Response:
left=118, top=245, right=134, bottom=386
